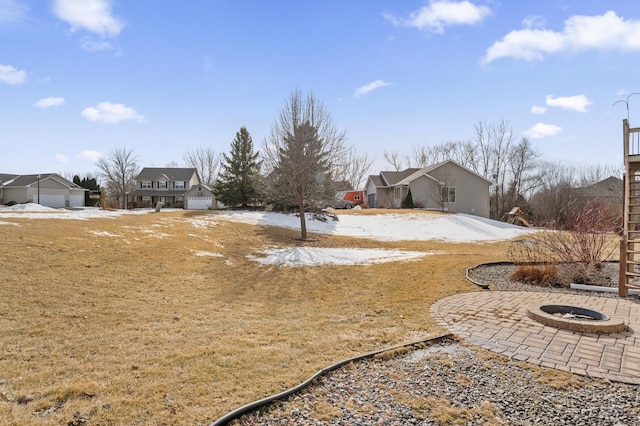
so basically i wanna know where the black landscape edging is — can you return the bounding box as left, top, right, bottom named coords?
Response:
left=465, top=261, right=514, bottom=289
left=209, top=333, right=454, bottom=426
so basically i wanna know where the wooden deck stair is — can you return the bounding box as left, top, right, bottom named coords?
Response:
left=620, top=119, right=640, bottom=295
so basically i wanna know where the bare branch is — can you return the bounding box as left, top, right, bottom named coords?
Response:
left=95, top=147, right=139, bottom=209
left=183, top=147, right=221, bottom=187
left=383, top=150, right=404, bottom=171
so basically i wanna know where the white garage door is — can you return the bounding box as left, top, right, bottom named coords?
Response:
left=36, top=194, right=65, bottom=208
left=186, top=197, right=212, bottom=210
left=69, top=194, right=84, bottom=207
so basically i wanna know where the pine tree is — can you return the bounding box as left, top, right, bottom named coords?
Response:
left=403, top=189, right=414, bottom=209
left=263, top=90, right=347, bottom=240
left=213, top=127, right=262, bottom=207
left=270, top=121, right=333, bottom=208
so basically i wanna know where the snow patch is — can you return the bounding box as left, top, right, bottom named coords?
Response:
left=90, top=230, right=122, bottom=237
left=194, top=251, right=223, bottom=257
left=3, top=203, right=59, bottom=212
left=197, top=211, right=533, bottom=242
left=247, top=247, right=433, bottom=267
left=0, top=206, right=150, bottom=220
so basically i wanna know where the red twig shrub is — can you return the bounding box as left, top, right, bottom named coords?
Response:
left=507, top=199, right=617, bottom=285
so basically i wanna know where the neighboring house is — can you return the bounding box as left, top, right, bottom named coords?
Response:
left=574, top=176, right=623, bottom=205
left=573, top=176, right=623, bottom=225
left=365, top=168, right=420, bottom=208
left=183, top=184, right=217, bottom=210
left=0, top=173, right=87, bottom=208
left=128, top=167, right=208, bottom=209
left=365, top=160, right=491, bottom=217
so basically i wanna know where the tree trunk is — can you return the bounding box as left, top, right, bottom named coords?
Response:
left=299, top=203, right=307, bottom=240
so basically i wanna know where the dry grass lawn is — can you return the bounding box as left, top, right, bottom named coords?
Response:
left=0, top=209, right=512, bottom=425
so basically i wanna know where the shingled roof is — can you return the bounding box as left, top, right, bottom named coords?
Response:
left=575, top=176, right=623, bottom=200
left=134, top=168, right=198, bottom=182
left=0, top=173, right=83, bottom=189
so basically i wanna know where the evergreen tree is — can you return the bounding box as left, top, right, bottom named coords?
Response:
left=269, top=121, right=335, bottom=210
left=403, top=189, right=414, bottom=209
left=263, top=90, right=348, bottom=240
left=213, top=127, right=262, bottom=207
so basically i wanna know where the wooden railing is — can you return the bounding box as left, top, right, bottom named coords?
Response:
left=624, top=118, right=640, bottom=158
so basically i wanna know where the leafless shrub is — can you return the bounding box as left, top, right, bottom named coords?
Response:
left=507, top=199, right=618, bottom=284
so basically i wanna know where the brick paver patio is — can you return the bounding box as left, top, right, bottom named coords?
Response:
left=430, top=291, right=640, bottom=384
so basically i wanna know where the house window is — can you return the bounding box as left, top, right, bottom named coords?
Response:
left=142, top=196, right=151, bottom=202
left=141, top=181, right=152, bottom=189
left=158, top=181, right=168, bottom=189
left=175, top=196, right=184, bottom=203
left=441, top=186, right=456, bottom=203
left=174, top=181, right=185, bottom=189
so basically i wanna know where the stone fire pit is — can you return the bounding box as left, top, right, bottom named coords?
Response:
left=526, top=304, right=627, bottom=333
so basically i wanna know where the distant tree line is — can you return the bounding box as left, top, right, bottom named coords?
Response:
left=72, top=175, right=101, bottom=207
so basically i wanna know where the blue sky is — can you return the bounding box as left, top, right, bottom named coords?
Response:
left=2, top=0, right=640, bottom=178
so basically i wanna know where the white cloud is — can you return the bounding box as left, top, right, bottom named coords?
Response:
left=384, top=0, right=491, bottom=33
left=52, top=0, right=123, bottom=37
left=524, top=123, right=562, bottom=139
left=483, top=11, right=640, bottom=64
left=54, top=153, right=69, bottom=163
left=530, top=105, right=547, bottom=114
left=0, top=0, right=28, bottom=25
left=0, top=64, right=26, bottom=85
left=354, top=80, right=391, bottom=98
left=34, top=97, right=65, bottom=108
left=81, top=37, right=115, bottom=52
left=522, top=15, right=545, bottom=30
left=545, top=94, right=592, bottom=112
left=77, top=150, right=103, bottom=161
left=81, top=102, right=145, bottom=124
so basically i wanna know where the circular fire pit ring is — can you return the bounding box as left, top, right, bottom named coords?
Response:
left=526, top=304, right=626, bottom=334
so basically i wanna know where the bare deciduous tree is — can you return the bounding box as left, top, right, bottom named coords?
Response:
left=333, top=146, right=374, bottom=190
left=383, top=149, right=404, bottom=171
left=529, top=161, right=576, bottom=226
left=403, top=141, right=478, bottom=170
left=502, top=137, right=542, bottom=211
left=428, top=166, right=455, bottom=211
left=473, top=120, right=516, bottom=218
left=183, top=147, right=221, bottom=187
left=576, top=163, right=624, bottom=187
left=405, top=145, right=431, bottom=168
left=263, top=90, right=348, bottom=240
left=95, top=147, right=139, bottom=209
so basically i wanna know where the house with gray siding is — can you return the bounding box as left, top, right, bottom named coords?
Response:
left=0, top=173, right=87, bottom=208
left=365, top=160, right=491, bottom=217
left=127, top=167, right=220, bottom=209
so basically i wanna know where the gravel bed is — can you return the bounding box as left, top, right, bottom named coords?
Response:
left=238, top=338, right=640, bottom=425
left=231, top=263, right=640, bottom=425
left=468, top=262, right=640, bottom=302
